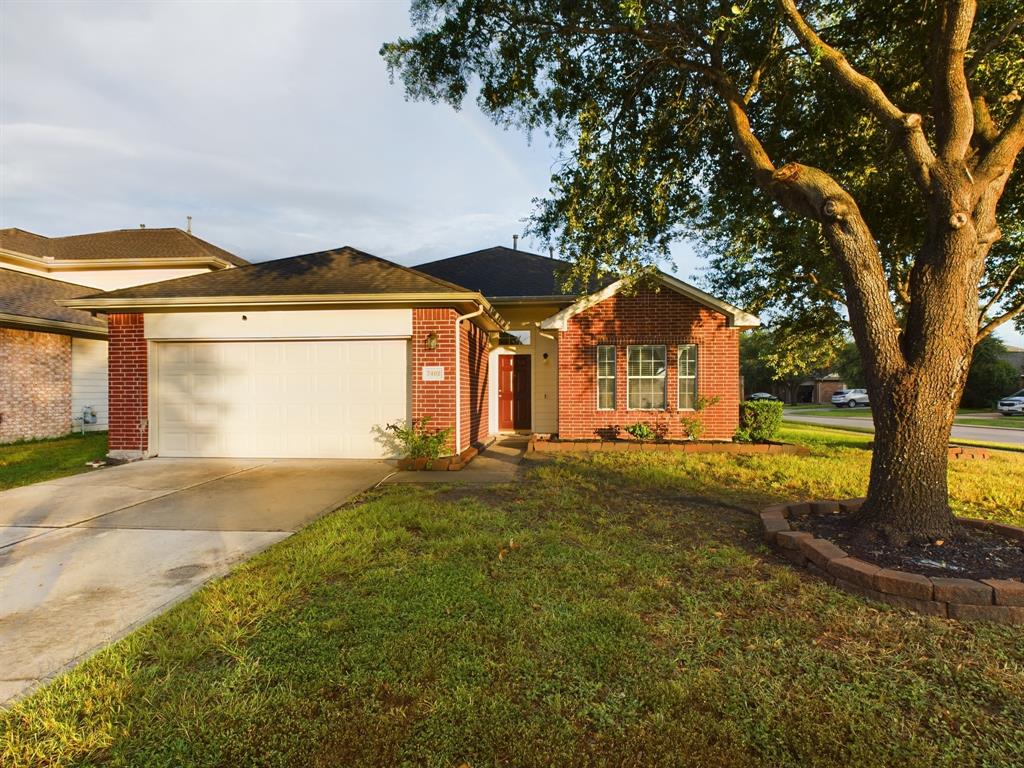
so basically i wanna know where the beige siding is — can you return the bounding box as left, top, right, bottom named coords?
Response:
left=71, top=338, right=109, bottom=431
left=490, top=303, right=564, bottom=434
left=0, top=258, right=210, bottom=289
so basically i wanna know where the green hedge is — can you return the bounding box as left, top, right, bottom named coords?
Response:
left=738, top=401, right=783, bottom=443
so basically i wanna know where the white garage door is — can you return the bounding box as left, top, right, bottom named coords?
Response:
left=156, top=340, right=408, bottom=458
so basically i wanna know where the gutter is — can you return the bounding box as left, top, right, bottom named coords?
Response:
left=1, top=249, right=235, bottom=272
left=454, top=306, right=485, bottom=454
left=0, top=312, right=108, bottom=339
left=56, top=292, right=508, bottom=331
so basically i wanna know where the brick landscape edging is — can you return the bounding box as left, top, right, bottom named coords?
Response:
left=396, top=443, right=485, bottom=472
left=529, top=437, right=810, bottom=456
left=760, top=498, right=1024, bottom=624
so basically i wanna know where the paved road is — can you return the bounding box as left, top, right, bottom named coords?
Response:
left=784, top=411, right=1024, bottom=446
left=0, top=458, right=390, bottom=705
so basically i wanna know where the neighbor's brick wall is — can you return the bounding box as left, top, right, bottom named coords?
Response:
left=0, top=327, right=71, bottom=443
left=557, top=288, right=741, bottom=440
left=460, top=319, right=490, bottom=450
left=107, top=313, right=148, bottom=454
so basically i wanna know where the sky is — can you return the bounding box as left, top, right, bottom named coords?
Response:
left=1, top=0, right=1020, bottom=347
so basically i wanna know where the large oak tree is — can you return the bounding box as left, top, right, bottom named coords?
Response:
left=383, top=0, right=1024, bottom=541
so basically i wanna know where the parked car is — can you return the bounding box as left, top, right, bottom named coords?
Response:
left=831, top=388, right=870, bottom=408
left=747, top=392, right=780, bottom=402
left=998, top=390, right=1024, bottom=416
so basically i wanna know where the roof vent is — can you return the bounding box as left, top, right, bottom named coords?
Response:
left=512, top=234, right=518, bottom=250
left=139, top=224, right=146, bottom=229
left=186, top=215, right=192, bottom=234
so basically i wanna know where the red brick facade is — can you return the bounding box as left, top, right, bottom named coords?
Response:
left=460, top=319, right=489, bottom=450
left=556, top=288, right=740, bottom=440
left=107, top=313, right=149, bottom=455
left=411, top=307, right=490, bottom=454
left=0, top=327, right=72, bottom=443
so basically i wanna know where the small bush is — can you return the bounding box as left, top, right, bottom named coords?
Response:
left=624, top=422, right=657, bottom=441
left=739, top=400, right=783, bottom=443
left=679, top=395, right=721, bottom=440
left=385, top=417, right=452, bottom=459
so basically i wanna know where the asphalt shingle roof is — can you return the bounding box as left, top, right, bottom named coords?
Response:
left=0, top=227, right=248, bottom=267
left=78, top=247, right=475, bottom=301
left=414, top=246, right=601, bottom=299
left=0, top=269, right=107, bottom=330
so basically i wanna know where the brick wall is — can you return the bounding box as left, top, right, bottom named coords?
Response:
left=557, top=288, right=741, bottom=440
left=107, top=313, right=149, bottom=456
left=460, top=319, right=490, bottom=450
left=0, top=327, right=71, bottom=442
left=411, top=308, right=491, bottom=455
left=411, top=308, right=457, bottom=453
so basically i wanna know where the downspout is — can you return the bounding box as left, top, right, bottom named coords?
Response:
left=454, top=306, right=485, bottom=455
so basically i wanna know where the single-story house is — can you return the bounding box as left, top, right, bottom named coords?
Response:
left=0, top=227, right=246, bottom=443
left=60, top=245, right=760, bottom=461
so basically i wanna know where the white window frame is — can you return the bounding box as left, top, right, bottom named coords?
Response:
left=626, top=345, right=667, bottom=410
left=678, top=344, right=698, bottom=411
left=596, top=345, right=616, bottom=411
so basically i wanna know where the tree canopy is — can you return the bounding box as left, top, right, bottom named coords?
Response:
left=384, top=0, right=1023, bottom=345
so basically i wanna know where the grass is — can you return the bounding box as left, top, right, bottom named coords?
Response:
left=0, top=432, right=108, bottom=491
left=2, top=429, right=1023, bottom=766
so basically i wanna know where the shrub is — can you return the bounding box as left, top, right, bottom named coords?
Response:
left=624, top=421, right=657, bottom=441
left=739, top=400, right=783, bottom=443
left=385, top=417, right=452, bottom=459
left=679, top=395, right=721, bottom=440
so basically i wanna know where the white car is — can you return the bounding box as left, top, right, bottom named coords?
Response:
left=831, top=388, right=870, bottom=408
left=998, top=390, right=1024, bottom=416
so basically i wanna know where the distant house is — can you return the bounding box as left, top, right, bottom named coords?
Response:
left=772, top=374, right=846, bottom=405
left=0, top=228, right=246, bottom=443
left=1000, top=345, right=1024, bottom=388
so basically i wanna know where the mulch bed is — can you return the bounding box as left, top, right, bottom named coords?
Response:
left=790, top=509, right=1024, bottom=582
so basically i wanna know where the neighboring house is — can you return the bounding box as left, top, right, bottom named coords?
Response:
left=772, top=374, right=846, bottom=405
left=1000, top=346, right=1024, bottom=388
left=61, top=244, right=759, bottom=461
left=0, top=227, right=246, bottom=443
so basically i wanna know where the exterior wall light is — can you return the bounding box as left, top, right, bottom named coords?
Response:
left=425, top=331, right=439, bottom=350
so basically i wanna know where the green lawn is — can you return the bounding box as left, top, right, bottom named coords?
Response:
left=2, top=428, right=1023, bottom=766
left=0, top=432, right=108, bottom=491
left=788, top=405, right=1022, bottom=429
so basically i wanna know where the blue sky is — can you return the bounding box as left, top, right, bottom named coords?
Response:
left=1, top=1, right=1020, bottom=347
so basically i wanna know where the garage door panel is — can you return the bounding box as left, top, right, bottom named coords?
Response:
left=157, top=340, right=408, bottom=459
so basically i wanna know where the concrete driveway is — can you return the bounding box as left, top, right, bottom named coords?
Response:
left=0, top=458, right=391, bottom=705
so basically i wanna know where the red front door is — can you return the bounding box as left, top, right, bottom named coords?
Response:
left=498, top=355, right=531, bottom=431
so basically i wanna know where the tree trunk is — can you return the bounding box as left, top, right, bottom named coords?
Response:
left=856, top=367, right=960, bottom=542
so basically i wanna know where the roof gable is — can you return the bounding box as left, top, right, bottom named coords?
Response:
left=415, top=246, right=604, bottom=299
left=540, top=273, right=761, bottom=330
left=0, top=227, right=248, bottom=267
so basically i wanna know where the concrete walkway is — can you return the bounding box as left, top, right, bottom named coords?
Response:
left=0, top=458, right=390, bottom=705
left=383, top=436, right=529, bottom=485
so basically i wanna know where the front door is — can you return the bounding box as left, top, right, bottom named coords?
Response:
left=498, top=354, right=531, bottom=431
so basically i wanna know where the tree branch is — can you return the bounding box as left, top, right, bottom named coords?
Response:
left=979, top=261, right=1022, bottom=318
left=775, top=0, right=936, bottom=192
left=978, top=296, right=1024, bottom=341
left=965, top=12, right=1024, bottom=77
left=931, top=0, right=976, bottom=162
left=973, top=100, right=1024, bottom=200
